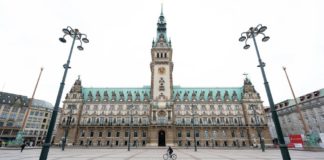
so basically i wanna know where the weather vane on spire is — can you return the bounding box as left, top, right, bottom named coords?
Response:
left=243, top=73, right=249, bottom=79
left=160, top=0, right=164, bottom=15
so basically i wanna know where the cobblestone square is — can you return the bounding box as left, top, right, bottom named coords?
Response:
left=0, top=148, right=323, bottom=160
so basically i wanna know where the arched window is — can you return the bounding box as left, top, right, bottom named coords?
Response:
left=157, top=53, right=159, bottom=58
left=62, top=118, right=66, bottom=123
left=251, top=117, right=254, bottom=123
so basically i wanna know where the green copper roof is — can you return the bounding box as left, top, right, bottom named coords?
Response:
left=82, top=87, right=151, bottom=102
left=173, top=86, right=243, bottom=101
left=82, top=86, right=243, bottom=102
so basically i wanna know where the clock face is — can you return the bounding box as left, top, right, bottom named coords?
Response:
left=158, top=67, right=165, bottom=74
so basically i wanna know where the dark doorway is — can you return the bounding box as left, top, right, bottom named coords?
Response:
left=158, top=130, right=166, bottom=146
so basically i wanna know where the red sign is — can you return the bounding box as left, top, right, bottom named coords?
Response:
left=288, top=134, right=303, bottom=148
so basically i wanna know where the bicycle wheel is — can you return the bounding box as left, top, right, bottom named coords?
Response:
left=163, top=153, right=169, bottom=160
left=171, top=154, right=177, bottom=160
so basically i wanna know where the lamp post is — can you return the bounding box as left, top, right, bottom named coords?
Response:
left=239, top=24, right=291, bottom=160
left=128, top=105, right=134, bottom=151
left=191, top=104, right=197, bottom=152
left=39, top=26, right=89, bottom=160
left=251, top=104, right=265, bottom=152
left=62, top=107, right=73, bottom=151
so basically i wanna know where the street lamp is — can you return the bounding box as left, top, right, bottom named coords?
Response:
left=39, top=26, right=89, bottom=160
left=251, top=104, right=265, bottom=152
left=239, top=24, right=291, bottom=160
left=191, top=104, right=197, bottom=152
left=128, top=105, right=134, bottom=151
left=62, top=107, right=73, bottom=151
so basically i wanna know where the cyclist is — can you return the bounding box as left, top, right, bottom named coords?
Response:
left=167, top=146, right=173, bottom=158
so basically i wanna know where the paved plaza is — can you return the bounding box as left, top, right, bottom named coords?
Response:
left=0, top=148, right=323, bottom=160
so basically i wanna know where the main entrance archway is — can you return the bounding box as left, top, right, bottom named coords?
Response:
left=158, top=130, right=166, bottom=146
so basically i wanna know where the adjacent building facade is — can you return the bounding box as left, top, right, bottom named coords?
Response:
left=55, top=9, right=271, bottom=148
left=0, top=91, right=53, bottom=146
left=0, top=92, right=28, bottom=145
left=23, top=99, right=54, bottom=146
left=265, top=89, right=324, bottom=139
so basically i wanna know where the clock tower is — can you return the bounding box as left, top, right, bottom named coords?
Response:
left=150, top=7, right=173, bottom=108
left=149, top=6, right=175, bottom=147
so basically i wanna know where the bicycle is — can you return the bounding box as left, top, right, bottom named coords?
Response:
left=163, top=152, right=177, bottom=160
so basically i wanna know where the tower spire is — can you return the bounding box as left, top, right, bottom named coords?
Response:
left=153, top=3, right=169, bottom=47
left=161, top=3, right=163, bottom=16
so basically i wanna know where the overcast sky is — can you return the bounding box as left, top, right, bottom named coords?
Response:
left=0, top=0, right=323, bottom=107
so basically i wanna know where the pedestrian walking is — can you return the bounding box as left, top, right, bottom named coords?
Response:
left=20, top=143, right=26, bottom=152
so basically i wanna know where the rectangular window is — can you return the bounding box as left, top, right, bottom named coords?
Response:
left=99, top=132, right=102, bottom=137
left=210, top=105, right=214, bottom=110
left=125, top=131, right=129, bottom=137
left=195, top=130, right=199, bottom=137
left=134, top=130, right=138, bottom=137
left=90, top=131, right=94, bottom=137
left=81, top=130, right=85, bottom=137
left=153, top=111, right=156, bottom=121
left=178, top=130, right=182, bottom=138
left=116, top=131, right=120, bottom=137
left=218, top=105, right=223, bottom=111
left=142, top=131, right=146, bottom=137
left=107, top=131, right=111, bottom=137
left=175, top=105, right=181, bottom=111
left=86, top=105, right=90, bottom=110
left=186, top=130, right=190, bottom=137
left=101, top=105, right=106, bottom=111
left=12, top=107, right=19, bottom=112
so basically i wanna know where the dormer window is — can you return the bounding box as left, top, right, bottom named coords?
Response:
left=306, top=94, right=312, bottom=99
left=284, top=102, right=289, bottom=106
left=300, top=96, right=305, bottom=101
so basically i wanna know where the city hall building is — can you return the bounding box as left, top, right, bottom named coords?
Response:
left=55, top=9, right=271, bottom=148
